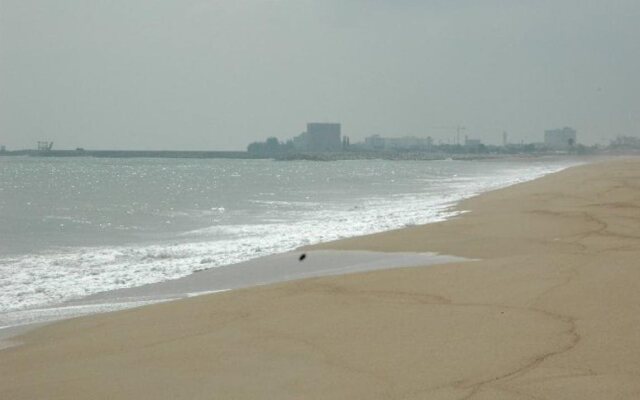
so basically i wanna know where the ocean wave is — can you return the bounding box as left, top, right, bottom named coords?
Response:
left=0, top=161, right=577, bottom=314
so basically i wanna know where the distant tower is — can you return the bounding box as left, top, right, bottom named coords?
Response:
left=503, top=131, right=508, bottom=147
left=456, top=125, right=466, bottom=145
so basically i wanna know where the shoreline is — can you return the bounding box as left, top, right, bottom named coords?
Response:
left=3, top=157, right=640, bottom=398
left=0, top=250, right=467, bottom=344
left=0, top=157, right=580, bottom=336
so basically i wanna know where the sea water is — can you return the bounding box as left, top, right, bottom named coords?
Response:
left=0, top=157, right=579, bottom=314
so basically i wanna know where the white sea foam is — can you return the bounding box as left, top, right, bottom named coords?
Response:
left=0, top=160, right=578, bottom=314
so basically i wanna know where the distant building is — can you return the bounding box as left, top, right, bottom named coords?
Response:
left=307, top=123, right=341, bottom=151
left=342, top=136, right=350, bottom=149
left=0, top=145, right=5, bottom=153
left=363, top=135, right=433, bottom=151
left=464, top=136, right=482, bottom=149
left=293, top=123, right=342, bottom=152
left=610, top=135, right=640, bottom=149
left=292, top=131, right=310, bottom=150
left=247, top=137, right=287, bottom=156
left=544, top=127, right=576, bottom=150
left=364, top=135, right=386, bottom=150
left=37, top=141, right=54, bottom=151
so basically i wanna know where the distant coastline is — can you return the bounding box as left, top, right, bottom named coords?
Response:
left=0, top=149, right=266, bottom=159
left=1, top=148, right=627, bottom=161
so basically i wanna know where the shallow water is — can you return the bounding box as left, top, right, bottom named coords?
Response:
left=0, top=157, right=579, bottom=312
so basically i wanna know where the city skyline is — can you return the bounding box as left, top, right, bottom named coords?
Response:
left=2, top=1, right=639, bottom=150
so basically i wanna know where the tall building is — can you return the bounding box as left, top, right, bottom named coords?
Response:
left=307, top=123, right=341, bottom=152
left=292, top=123, right=342, bottom=152
left=544, top=127, right=577, bottom=150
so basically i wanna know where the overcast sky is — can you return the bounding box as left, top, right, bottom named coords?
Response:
left=1, top=0, right=639, bottom=150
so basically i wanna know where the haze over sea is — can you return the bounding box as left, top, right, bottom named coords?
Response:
left=0, top=157, right=578, bottom=314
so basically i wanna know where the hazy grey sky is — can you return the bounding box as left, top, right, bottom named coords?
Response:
left=1, top=0, right=639, bottom=150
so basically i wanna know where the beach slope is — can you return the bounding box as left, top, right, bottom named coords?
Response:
left=2, top=158, right=640, bottom=399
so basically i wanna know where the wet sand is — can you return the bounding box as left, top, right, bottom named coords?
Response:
left=2, top=158, right=640, bottom=399
left=1, top=250, right=465, bottom=341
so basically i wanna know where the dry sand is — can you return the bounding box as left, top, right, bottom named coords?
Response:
left=2, top=158, right=640, bottom=399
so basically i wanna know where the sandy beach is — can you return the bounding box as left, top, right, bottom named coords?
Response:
left=2, top=157, right=640, bottom=399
